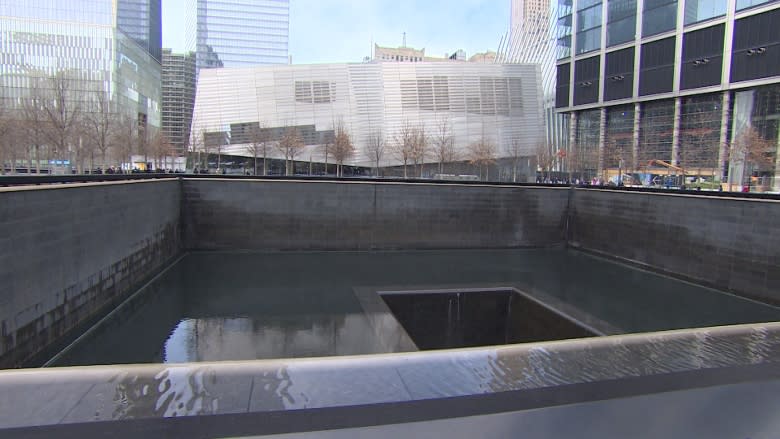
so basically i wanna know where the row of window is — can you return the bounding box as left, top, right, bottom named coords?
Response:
left=294, top=81, right=336, bottom=104
left=379, top=54, right=424, bottom=62
left=573, top=99, right=722, bottom=169
left=557, top=9, right=780, bottom=107
left=399, top=76, right=525, bottom=116
left=559, top=0, right=779, bottom=58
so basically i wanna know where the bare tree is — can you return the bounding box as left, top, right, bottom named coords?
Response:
left=392, top=121, right=415, bottom=178
left=535, top=141, right=556, bottom=182
left=42, top=72, right=82, bottom=172
left=679, top=111, right=720, bottom=183
left=504, top=137, right=524, bottom=182
left=433, top=117, right=457, bottom=176
left=331, top=119, right=354, bottom=177
left=149, top=128, right=174, bottom=171
left=365, top=129, right=385, bottom=176
left=246, top=122, right=270, bottom=176
left=276, top=127, right=305, bottom=175
left=21, top=80, right=50, bottom=174
left=321, top=132, right=333, bottom=176
left=731, top=126, right=776, bottom=191
left=112, top=113, right=138, bottom=171
left=73, top=119, right=93, bottom=174
left=467, top=135, right=498, bottom=181
left=0, top=103, right=15, bottom=174
left=83, top=84, right=116, bottom=171
left=603, top=137, right=632, bottom=184
left=411, top=124, right=429, bottom=178
left=188, top=127, right=210, bottom=172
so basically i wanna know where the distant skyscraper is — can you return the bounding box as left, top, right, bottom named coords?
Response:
left=186, top=0, right=290, bottom=71
left=501, top=0, right=565, bottom=173
left=117, top=0, right=163, bottom=63
left=511, top=0, right=550, bottom=34
left=162, top=49, right=197, bottom=156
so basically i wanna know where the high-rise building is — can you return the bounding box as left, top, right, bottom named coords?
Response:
left=511, top=0, right=551, bottom=32
left=162, top=49, right=197, bottom=156
left=186, top=0, right=290, bottom=71
left=555, top=0, right=780, bottom=190
left=501, top=0, right=567, bottom=171
left=0, top=1, right=162, bottom=169
left=117, top=0, right=163, bottom=63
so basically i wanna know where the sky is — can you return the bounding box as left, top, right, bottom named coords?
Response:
left=162, top=0, right=510, bottom=64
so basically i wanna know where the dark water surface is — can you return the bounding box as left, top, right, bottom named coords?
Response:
left=50, top=249, right=780, bottom=366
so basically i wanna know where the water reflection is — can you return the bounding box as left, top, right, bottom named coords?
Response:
left=163, top=314, right=380, bottom=363
left=47, top=249, right=780, bottom=367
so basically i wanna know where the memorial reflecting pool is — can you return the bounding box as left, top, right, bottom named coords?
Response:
left=49, top=249, right=780, bottom=366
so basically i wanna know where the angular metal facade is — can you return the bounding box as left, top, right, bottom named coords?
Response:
left=190, top=63, right=544, bottom=168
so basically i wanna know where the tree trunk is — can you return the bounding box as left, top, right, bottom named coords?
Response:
left=262, top=145, right=268, bottom=176
left=324, top=150, right=329, bottom=175
left=254, top=154, right=258, bottom=176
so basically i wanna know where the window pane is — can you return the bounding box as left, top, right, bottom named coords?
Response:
left=643, top=2, right=677, bottom=37
left=608, top=0, right=637, bottom=22
left=684, top=0, right=727, bottom=25
left=736, top=0, right=775, bottom=10
left=576, top=27, right=602, bottom=54
left=558, top=36, right=572, bottom=59
left=608, top=16, right=636, bottom=46
left=577, top=5, right=603, bottom=31
left=608, top=0, right=636, bottom=46
left=578, top=0, right=602, bottom=10
left=559, top=0, right=573, bottom=17
left=558, top=14, right=573, bottom=38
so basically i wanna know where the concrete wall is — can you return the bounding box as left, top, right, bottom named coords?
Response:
left=0, top=180, right=181, bottom=368
left=182, top=179, right=570, bottom=251
left=568, top=189, right=780, bottom=305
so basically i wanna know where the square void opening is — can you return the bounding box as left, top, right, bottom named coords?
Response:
left=380, top=290, right=597, bottom=350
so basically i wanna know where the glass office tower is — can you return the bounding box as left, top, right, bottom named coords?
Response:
left=187, top=0, right=290, bottom=71
left=117, top=0, right=163, bottom=63
left=554, top=0, right=780, bottom=190
left=0, top=0, right=162, bottom=128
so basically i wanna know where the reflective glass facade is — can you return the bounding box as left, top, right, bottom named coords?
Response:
left=558, top=0, right=573, bottom=59
left=604, top=105, right=634, bottom=168
left=737, top=0, right=777, bottom=10
left=643, top=0, right=677, bottom=37
left=554, top=1, right=780, bottom=189
left=607, top=0, right=636, bottom=47
left=638, top=100, right=675, bottom=163
left=190, top=0, right=289, bottom=70
left=117, top=0, right=162, bottom=63
left=576, top=1, right=603, bottom=54
left=0, top=1, right=161, bottom=127
left=683, top=0, right=727, bottom=25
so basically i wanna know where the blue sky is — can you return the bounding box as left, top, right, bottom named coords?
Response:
left=162, top=0, right=509, bottom=64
